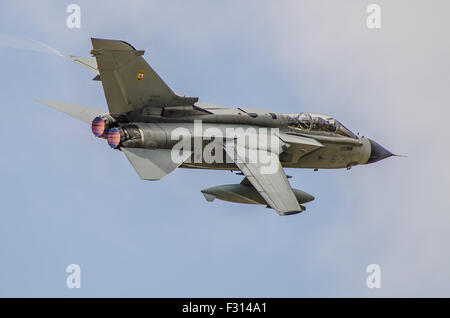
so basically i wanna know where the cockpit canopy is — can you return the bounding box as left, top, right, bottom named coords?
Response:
left=288, top=112, right=357, bottom=139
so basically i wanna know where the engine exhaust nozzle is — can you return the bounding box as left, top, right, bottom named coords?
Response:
left=91, top=116, right=105, bottom=137
left=107, top=128, right=121, bottom=148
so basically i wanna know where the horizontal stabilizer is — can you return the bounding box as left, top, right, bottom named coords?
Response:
left=37, top=99, right=105, bottom=124
left=122, top=148, right=192, bottom=181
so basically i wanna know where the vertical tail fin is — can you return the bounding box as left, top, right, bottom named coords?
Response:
left=91, top=38, right=197, bottom=115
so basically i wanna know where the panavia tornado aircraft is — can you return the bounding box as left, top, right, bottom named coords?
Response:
left=38, top=38, right=398, bottom=216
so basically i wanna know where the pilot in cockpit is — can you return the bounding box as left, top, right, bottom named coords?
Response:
left=289, top=112, right=357, bottom=139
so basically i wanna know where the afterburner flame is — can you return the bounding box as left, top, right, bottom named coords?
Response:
left=107, top=128, right=121, bottom=148
left=91, top=116, right=105, bottom=137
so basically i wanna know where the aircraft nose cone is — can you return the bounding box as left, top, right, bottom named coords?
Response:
left=366, top=139, right=393, bottom=164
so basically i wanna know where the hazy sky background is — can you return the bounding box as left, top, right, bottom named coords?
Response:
left=0, top=0, right=449, bottom=297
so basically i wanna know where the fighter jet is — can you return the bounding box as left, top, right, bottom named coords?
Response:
left=38, top=38, right=399, bottom=216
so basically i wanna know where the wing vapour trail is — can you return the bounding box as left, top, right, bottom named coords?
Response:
left=0, top=35, right=103, bottom=124
left=31, top=39, right=65, bottom=57
left=0, top=34, right=63, bottom=56
left=0, top=35, right=98, bottom=73
left=33, top=39, right=99, bottom=73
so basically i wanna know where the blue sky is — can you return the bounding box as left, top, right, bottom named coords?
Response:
left=0, top=0, right=449, bottom=297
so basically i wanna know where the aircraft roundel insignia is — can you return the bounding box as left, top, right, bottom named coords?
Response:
left=137, top=71, right=145, bottom=80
